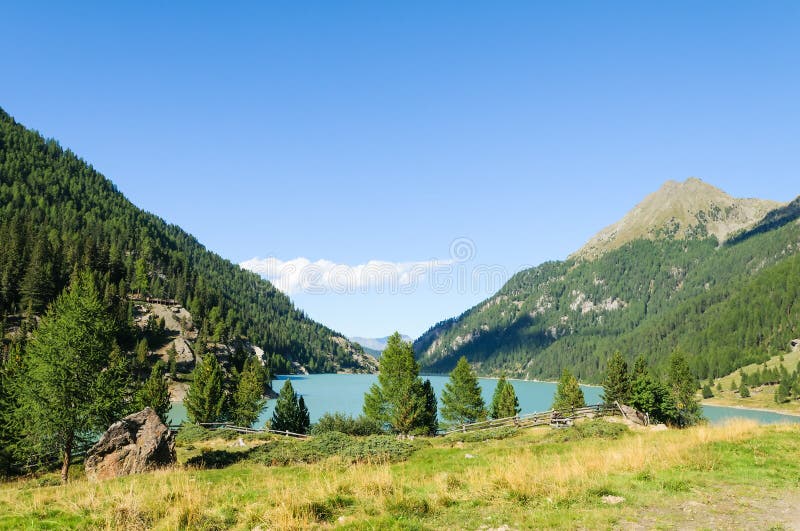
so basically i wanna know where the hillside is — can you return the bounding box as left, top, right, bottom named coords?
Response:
left=573, top=178, right=779, bottom=260
left=0, top=107, right=376, bottom=374
left=415, top=180, right=800, bottom=382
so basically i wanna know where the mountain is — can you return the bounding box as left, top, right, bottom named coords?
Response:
left=415, top=179, right=800, bottom=382
left=350, top=335, right=414, bottom=357
left=0, top=107, right=376, bottom=374
left=573, top=178, right=780, bottom=260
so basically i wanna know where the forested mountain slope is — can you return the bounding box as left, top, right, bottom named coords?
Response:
left=416, top=182, right=800, bottom=382
left=0, top=107, right=373, bottom=373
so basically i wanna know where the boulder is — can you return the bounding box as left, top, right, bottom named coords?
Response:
left=85, top=407, right=175, bottom=480
left=617, top=403, right=649, bottom=426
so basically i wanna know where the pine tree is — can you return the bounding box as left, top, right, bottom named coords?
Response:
left=701, top=383, right=714, bottom=399
left=601, top=351, right=631, bottom=405
left=419, top=379, right=439, bottom=435
left=441, top=357, right=487, bottom=425
left=667, top=351, right=702, bottom=427
left=137, top=361, right=171, bottom=423
left=135, top=338, right=149, bottom=367
left=489, top=375, right=521, bottom=419
left=15, top=273, right=132, bottom=482
left=362, top=332, right=428, bottom=434
left=297, top=395, right=310, bottom=434
left=271, top=380, right=309, bottom=434
left=739, top=381, right=751, bottom=398
left=167, top=344, right=178, bottom=379
left=552, top=368, right=585, bottom=412
left=185, top=353, right=225, bottom=424
left=231, top=356, right=267, bottom=427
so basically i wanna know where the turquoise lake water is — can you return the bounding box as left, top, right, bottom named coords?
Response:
left=168, top=373, right=800, bottom=427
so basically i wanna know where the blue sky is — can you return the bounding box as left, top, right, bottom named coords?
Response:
left=2, top=2, right=799, bottom=338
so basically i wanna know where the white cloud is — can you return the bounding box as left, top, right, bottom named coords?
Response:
left=240, top=256, right=453, bottom=295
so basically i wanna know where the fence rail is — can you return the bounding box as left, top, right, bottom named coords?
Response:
left=441, top=403, right=620, bottom=435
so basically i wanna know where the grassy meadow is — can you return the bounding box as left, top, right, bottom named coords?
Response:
left=1, top=419, right=799, bottom=530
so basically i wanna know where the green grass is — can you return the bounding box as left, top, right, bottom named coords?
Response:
left=1, top=420, right=799, bottom=529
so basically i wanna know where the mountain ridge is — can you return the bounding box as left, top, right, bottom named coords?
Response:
left=0, top=107, right=376, bottom=374
left=572, top=177, right=781, bottom=260
left=415, top=179, right=800, bottom=382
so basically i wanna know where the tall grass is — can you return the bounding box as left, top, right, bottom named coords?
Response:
left=0, top=420, right=786, bottom=529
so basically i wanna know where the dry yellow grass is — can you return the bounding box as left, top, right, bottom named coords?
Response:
left=0, top=419, right=784, bottom=529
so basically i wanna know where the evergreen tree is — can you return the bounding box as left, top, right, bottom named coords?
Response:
left=231, top=356, right=267, bottom=427
left=167, top=344, right=178, bottom=379
left=489, top=375, right=521, bottom=419
left=601, top=351, right=631, bottom=405
left=137, top=361, right=171, bottom=423
left=441, top=357, right=487, bottom=425
left=297, top=395, right=310, bottom=434
left=739, top=381, right=751, bottom=398
left=15, top=273, right=132, bottom=482
left=701, top=383, right=714, bottom=399
left=185, top=353, right=225, bottom=424
left=271, top=380, right=309, bottom=434
left=419, top=379, right=439, bottom=436
left=667, top=351, right=702, bottom=427
left=552, top=368, right=586, bottom=411
left=135, top=338, right=149, bottom=367
left=362, top=332, right=428, bottom=434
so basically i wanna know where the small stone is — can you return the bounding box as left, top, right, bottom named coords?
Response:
left=601, top=495, right=625, bottom=505
left=465, top=453, right=476, bottom=459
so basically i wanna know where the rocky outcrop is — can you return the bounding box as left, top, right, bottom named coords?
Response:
left=617, top=403, right=649, bottom=426
left=85, top=408, right=175, bottom=480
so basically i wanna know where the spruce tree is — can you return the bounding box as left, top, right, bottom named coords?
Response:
left=231, top=356, right=267, bottom=427
left=271, top=379, right=309, bottom=433
left=490, top=375, right=521, bottom=419
left=15, top=273, right=132, bottom=482
left=185, top=353, right=225, bottom=424
left=552, top=368, right=585, bottom=411
left=441, top=357, right=487, bottom=425
left=297, top=395, right=310, bottom=434
left=137, top=361, right=171, bottom=423
left=739, top=381, right=751, bottom=398
left=362, top=332, right=428, bottom=434
left=419, top=379, right=439, bottom=435
left=667, top=351, right=702, bottom=427
left=601, top=351, right=631, bottom=405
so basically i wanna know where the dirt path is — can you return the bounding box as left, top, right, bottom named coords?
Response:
left=624, top=488, right=800, bottom=530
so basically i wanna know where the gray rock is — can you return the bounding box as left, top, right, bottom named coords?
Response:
left=85, top=407, right=175, bottom=480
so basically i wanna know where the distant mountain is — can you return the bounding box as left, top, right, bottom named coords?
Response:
left=0, top=107, right=376, bottom=374
left=573, top=178, right=780, bottom=260
left=415, top=179, right=800, bottom=383
left=350, top=335, right=414, bottom=357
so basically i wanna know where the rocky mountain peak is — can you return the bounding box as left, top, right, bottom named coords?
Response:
left=572, top=178, right=781, bottom=260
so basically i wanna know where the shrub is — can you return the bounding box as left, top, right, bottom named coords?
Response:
left=248, top=433, right=415, bottom=466
left=443, top=426, right=520, bottom=443
left=184, top=449, right=249, bottom=469
left=311, top=412, right=384, bottom=436
left=542, top=419, right=628, bottom=443
left=175, top=424, right=238, bottom=445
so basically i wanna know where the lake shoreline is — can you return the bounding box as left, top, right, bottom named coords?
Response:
left=702, top=401, right=800, bottom=418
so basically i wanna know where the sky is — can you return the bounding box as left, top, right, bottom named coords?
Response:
left=1, top=2, right=799, bottom=338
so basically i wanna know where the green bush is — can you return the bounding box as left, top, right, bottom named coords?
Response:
left=248, top=433, right=415, bottom=466
left=311, top=412, right=384, bottom=436
left=443, top=426, right=520, bottom=443
left=175, top=424, right=239, bottom=445
left=184, top=449, right=248, bottom=469
left=542, top=419, right=628, bottom=443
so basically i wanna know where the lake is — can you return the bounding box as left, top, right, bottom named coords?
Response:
left=168, top=373, right=800, bottom=427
